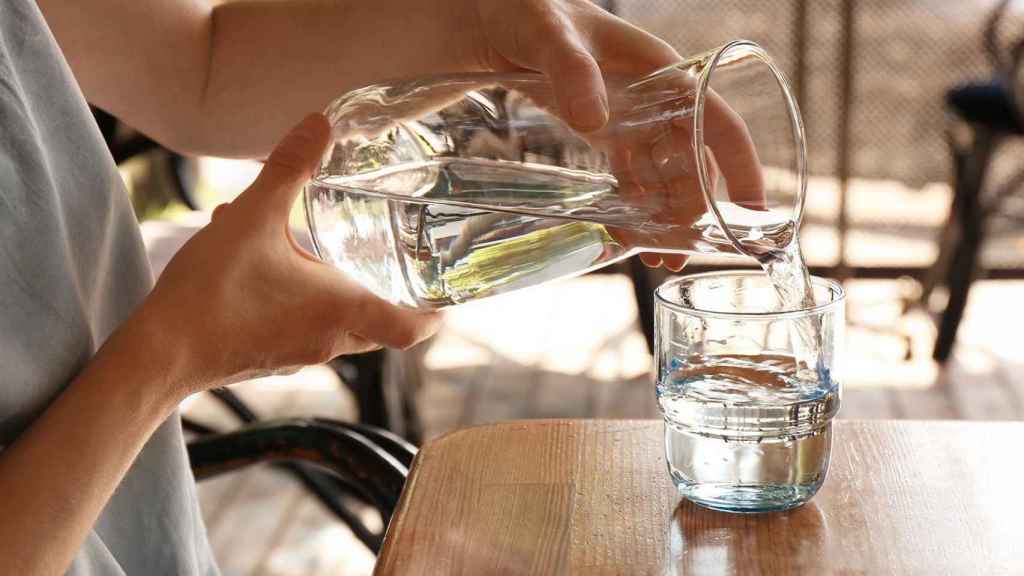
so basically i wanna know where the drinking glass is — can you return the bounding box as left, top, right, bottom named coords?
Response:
left=305, top=40, right=807, bottom=308
left=654, top=271, right=844, bottom=512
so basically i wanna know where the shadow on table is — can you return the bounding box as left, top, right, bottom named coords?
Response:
left=662, top=499, right=828, bottom=575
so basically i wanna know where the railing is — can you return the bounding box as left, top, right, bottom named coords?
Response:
left=608, top=0, right=1024, bottom=279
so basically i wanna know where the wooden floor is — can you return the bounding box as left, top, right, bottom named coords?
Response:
left=180, top=274, right=1024, bottom=576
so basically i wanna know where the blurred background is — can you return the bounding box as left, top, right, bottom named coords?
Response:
left=109, top=1, right=1024, bottom=574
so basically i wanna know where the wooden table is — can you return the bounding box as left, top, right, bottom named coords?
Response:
left=374, top=419, right=1024, bottom=575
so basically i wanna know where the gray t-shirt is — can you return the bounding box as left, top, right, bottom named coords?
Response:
left=0, top=1, right=218, bottom=573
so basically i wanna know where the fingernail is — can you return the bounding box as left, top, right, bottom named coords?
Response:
left=570, top=94, right=608, bottom=132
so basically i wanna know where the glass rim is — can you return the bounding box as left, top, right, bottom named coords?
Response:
left=693, top=40, right=808, bottom=259
left=654, top=270, right=844, bottom=320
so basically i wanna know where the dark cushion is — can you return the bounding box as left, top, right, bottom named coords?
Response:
left=946, top=80, right=1024, bottom=134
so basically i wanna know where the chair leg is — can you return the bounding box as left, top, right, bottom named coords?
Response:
left=629, top=256, right=656, bottom=355
left=919, top=215, right=959, bottom=309
left=388, top=348, right=424, bottom=445
left=919, top=176, right=963, bottom=310
left=288, top=461, right=383, bottom=552
left=332, top=350, right=389, bottom=431
left=933, top=128, right=997, bottom=362
left=922, top=129, right=972, bottom=310
left=933, top=211, right=985, bottom=362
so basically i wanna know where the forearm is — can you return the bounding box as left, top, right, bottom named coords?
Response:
left=0, top=312, right=187, bottom=574
left=46, top=0, right=664, bottom=160
left=41, top=0, right=483, bottom=159
left=196, top=0, right=483, bottom=157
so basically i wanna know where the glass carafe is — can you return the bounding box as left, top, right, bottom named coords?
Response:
left=305, top=40, right=806, bottom=308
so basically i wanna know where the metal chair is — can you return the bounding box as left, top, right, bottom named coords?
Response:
left=926, top=0, right=1024, bottom=361
left=184, top=414, right=415, bottom=552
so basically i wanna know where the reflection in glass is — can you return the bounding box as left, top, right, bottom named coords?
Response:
left=662, top=499, right=829, bottom=575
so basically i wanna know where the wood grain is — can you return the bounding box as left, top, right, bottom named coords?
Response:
left=375, top=420, right=1024, bottom=575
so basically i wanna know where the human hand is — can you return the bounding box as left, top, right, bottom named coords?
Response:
left=471, top=0, right=680, bottom=132
left=468, top=1, right=763, bottom=271
left=595, top=70, right=764, bottom=271
left=603, top=132, right=724, bottom=273
left=134, top=114, right=440, bottom=398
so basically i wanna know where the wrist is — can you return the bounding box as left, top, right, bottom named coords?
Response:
left=92, top=302, right=198, bottom=414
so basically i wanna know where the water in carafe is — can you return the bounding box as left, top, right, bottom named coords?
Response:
left=305, top=158, right=804, bottom=308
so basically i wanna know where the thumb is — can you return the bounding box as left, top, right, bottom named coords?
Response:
left=312, top=267, right=442, bottom=350
left=236, top=113, right=331, bottom=220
